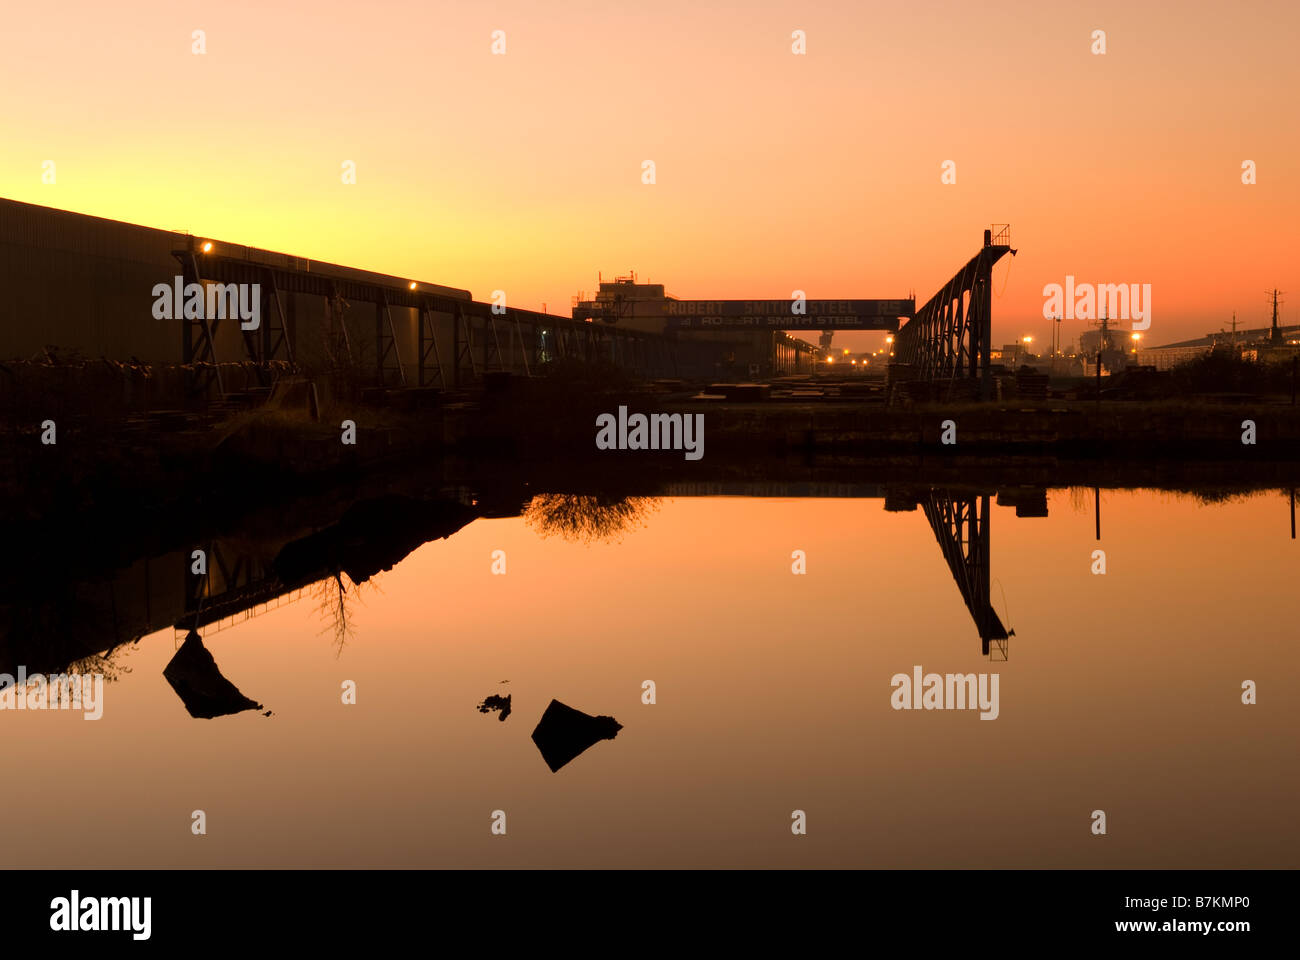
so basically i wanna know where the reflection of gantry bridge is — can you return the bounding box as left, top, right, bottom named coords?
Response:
left=921, top=492, right=1010, bottom=660
left=1, top=482, right=1025, bottom=685
left=176, top=485, right=1018, bottom=661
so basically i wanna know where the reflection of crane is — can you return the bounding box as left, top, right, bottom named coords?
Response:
left=921, top=491, right=1013, bottom=660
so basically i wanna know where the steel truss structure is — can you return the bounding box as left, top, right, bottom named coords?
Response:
left=891, top=226, right=1015, bottom=400
left=922, top=490, right=1011, bottom=660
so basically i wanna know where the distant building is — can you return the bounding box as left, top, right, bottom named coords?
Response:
left=571, top=274, right=821, bottom=377
left=1075, top=325, right=1131, bottom=373
left=1078, top=330, right=1103, bottom=355
left=992, top=342, right=1031, bottom=365
left=1079, top=327, right=1126, bottom=356
left=1137, top=325, right=1300, bottom=371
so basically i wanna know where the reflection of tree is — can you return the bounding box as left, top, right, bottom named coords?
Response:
left=1068, top=485, right=1261, bottom=510
left=524, top=494, right=659, bottom=544
left=1068, top=486, right=1091, bottom=514
left=66, top=642, right=135, bottom=683
left=310, top=571, right=381, bottom=654
left=1181, top=488, right=1254, bottom=505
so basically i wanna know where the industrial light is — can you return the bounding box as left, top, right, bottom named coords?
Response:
left=1023, top=335, right=1033, bottom=343
left=201, top=241, right=213, bottom=253
left=409, top=281, right=417, bottom=290
left=1130, top=332, right=1141, bottom=341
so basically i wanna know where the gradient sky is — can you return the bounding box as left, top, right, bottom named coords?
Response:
left=2, top=0, right=1297, bottom=350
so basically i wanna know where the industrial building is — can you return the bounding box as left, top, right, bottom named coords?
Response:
left=1, top=198, right=840, bottom=390
left=1137, top=324, right=1300, bottom=371
left=571, top=274, right=824, bottom=376
left=2, top=203, right=1014, bottom=401
left=0, top=196, right=473, bottom=383
left=1, top=197, right=712, bottom=406
left=570, top=273, right=913, bottom=378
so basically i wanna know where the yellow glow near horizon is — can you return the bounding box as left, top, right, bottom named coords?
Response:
left=1, top=1, right=1296, bottom=351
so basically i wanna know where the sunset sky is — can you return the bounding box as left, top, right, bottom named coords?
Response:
left=2, top=0, right=1297, bottom=350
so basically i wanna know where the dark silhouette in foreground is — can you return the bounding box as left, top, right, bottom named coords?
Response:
left=530, top=699, right=622, bottom=772
left=163, top=630, right=265, bottom=719
left=274, top=495, right=478, bottom=586
left=476, top=693, right=512, bottom=722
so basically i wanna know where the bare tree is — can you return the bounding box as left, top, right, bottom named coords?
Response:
left=310, top=571, right=382, bottom=654
left=66, top=642, right=136, bottom=683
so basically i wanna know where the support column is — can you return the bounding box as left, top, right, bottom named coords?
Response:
left=978, top=265, right=993, bottom=400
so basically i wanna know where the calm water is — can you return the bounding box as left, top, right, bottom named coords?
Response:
left=3, top=488, right=1297, bottom=868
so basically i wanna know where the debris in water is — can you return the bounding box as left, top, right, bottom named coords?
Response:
left=530, top=699, right=622, bottom=772
left=163, top=630, right=264, bottom=719
left=476, top=693, right=512, bottom=722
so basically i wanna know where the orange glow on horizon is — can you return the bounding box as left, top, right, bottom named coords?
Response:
left=1, top=0, right=1296, bottom=352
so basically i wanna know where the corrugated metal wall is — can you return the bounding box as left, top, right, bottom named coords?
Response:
left=0, top=198, right=215, bottom=361
left=0, top=198, right=471, bottom=368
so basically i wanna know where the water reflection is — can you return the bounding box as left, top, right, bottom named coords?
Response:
left=531, top=700, right=623, bottom=773
left=2, top=466, right=1298, bottom=716
left=523, top=493, right=658, bottom=543
left=2, top=473, right=1296, bottom=868
left=476, top=693, right=512, bottom=722
left=925, top=493, right=1011, bottom=659
left=163, top=629, right=266, bottom=719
